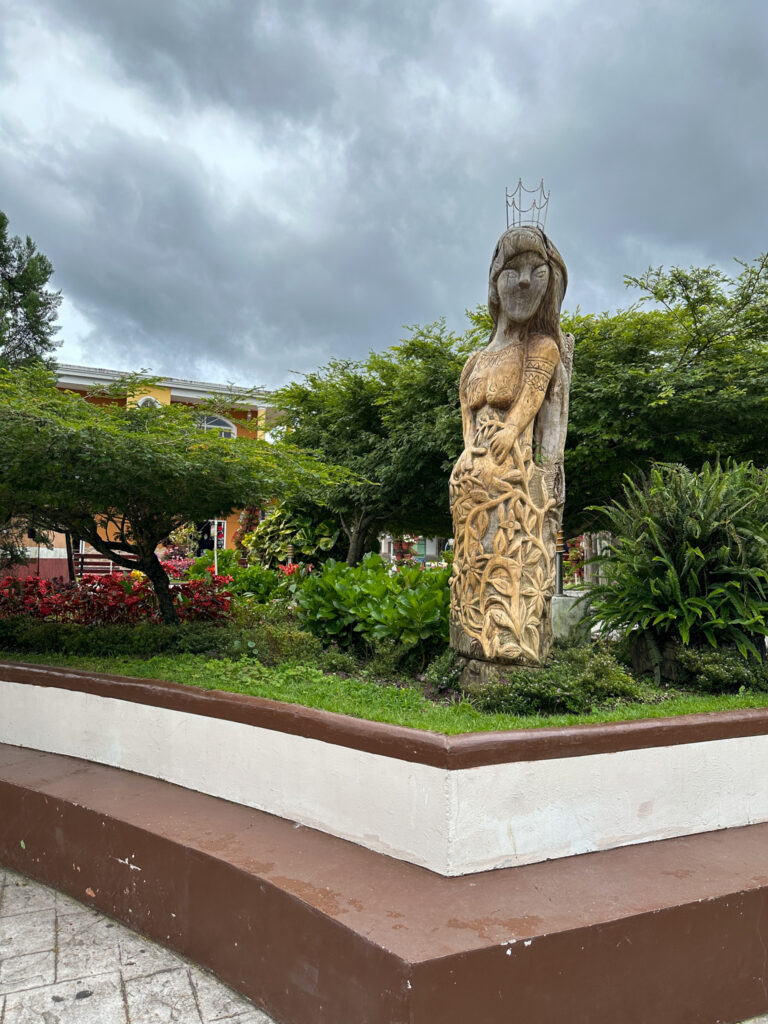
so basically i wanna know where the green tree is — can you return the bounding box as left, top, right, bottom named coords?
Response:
left=563, top=254, right=768, bottom=533
left=274, top=318, right=476, bottom=564
left=0, top=367, right=338, bottom=622
left=0, top=211, right=62, bottom=367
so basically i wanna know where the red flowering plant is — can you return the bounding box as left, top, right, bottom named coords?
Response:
left=0, top=572, right=233, bottom=625
left=160, top=557, right=194, bottom=579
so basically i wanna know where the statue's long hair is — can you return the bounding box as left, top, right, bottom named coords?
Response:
left=487, top=226, right=567, bottom=349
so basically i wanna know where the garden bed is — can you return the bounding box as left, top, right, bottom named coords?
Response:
left=3, top=658, right=768, bottom=876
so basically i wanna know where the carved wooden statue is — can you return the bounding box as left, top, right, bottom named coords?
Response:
left=449, top=226, right=573, bottom=667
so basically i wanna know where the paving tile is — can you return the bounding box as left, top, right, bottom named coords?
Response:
left=0, top=949, right=56, bottom=995
left=0, top=876, right=56, bottom=918
left=0, top=908, right=56, bottom=960
left=0, top=872, right=271, bottom=1022
left=189, top=966, right=260, bottom=1022
left=119, top=930, right=185, bottom=981
left=124, top=966, right=202, bottom=1023
left=3, top=970, right=128, bottom=1024
left=55, top=908, right=122, bottom=982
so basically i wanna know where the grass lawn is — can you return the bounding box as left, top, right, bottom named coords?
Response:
left=4, top=650, right=768, bottom=735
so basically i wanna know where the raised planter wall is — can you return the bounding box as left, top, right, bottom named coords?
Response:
left=2, top=661, right=768, bottom=876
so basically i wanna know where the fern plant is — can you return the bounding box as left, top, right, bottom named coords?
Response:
left=586, top=461, right=768, bottom=659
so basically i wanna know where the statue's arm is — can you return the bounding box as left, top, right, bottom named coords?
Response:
left=459, top=351, right=480, bottom=449
left=488, top=337, right=559, bottom=461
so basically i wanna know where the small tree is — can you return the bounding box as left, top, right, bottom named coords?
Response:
left=0, top=367, right=339, bottom=623
left=0, top=212, right=62, bottom=368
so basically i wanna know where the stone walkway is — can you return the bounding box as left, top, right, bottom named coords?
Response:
left=0, top=868, right=273, bottom=1023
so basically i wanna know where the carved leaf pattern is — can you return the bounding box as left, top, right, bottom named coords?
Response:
left=449, top=438, right=556, bottom=664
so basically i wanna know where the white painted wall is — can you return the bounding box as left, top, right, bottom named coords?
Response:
left=2, top=679, right=768, bottom=876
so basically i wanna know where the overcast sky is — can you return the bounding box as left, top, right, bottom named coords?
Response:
left=1, top=0, right=766, bottom=388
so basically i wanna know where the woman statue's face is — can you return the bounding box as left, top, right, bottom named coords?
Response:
left=496, top=251, right=550, bottom=324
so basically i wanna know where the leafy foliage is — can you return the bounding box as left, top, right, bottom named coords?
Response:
left=564, top=254, right=768, bottom=532
left=0, top=211, right=62, bottom=368
left=241, top=503, right=341, bottom=568
left=675, top=644, right=768, bottom=694
left=0, top=518, right=34, bottom=571
left=295, top=553, right=450, bottom=656
left=586, top=462, right=768, bottom=657
left=460, top=641, right=641, bottom=714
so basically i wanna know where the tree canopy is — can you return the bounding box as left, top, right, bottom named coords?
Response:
left=0, top=211, right=62, bottom=368
left=0, top=367, right=339, bottom=621
left=564, top=253, right=768, bottom=532
left=273, top=316, right=482, bottom=563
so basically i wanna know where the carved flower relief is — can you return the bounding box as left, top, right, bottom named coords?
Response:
left=521, top=563, right=554, bottom=620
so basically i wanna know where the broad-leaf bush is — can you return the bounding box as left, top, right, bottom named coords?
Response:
left=587, top=462, right=768, bottom=658
left=295, top=553, right=450, bottom=656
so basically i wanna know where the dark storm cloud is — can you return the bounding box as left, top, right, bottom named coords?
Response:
left=2, top=0, right=767, bottom=387
left=34, top=0, right=338, bottom=123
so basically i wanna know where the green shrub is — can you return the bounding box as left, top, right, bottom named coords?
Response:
left=0, top=616, right=233, bottom=657
left=187, top=551, right=280, bottom=601
left=316, top=644, right=360, bottom=675
left=187, top=549, right=241, bottom=578
left=462, top=641, right=641, bottom=715
left=225, top=623, right=322, bottom=666
left=295, top=553, right=450, bottom=659
left=0, top=614, right=320, bottom=666
left=587, top=462, right=768, bottom=658
left=231, top=599, right=297, bottom=628
left=227, top=564, right=279, bottom=600
left=423, top=648, right=463, bottom=695
left=675, top=645, right=768, bottom=694
left=241, top=504, right=340, bottom=568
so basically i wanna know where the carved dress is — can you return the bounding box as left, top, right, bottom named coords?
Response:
left=449, top=332, right=564, bottom=665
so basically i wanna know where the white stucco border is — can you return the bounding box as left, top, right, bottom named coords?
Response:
left=2, top=677, right=768, bottom=876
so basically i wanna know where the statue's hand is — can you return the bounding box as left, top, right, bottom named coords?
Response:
left=489, top=425, right=520, bottom=463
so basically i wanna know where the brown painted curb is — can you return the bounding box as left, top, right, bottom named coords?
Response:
left=2, top=743, right=768, bottom=1024
left=3, top=659, right=768, bottom=768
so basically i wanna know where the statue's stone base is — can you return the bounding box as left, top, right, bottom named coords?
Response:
left=456, top=655, right=540, bottom=690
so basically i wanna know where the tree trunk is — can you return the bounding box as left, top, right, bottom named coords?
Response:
left=346, top=529, right=366, bottom=566
left=142, top=551, right=179, bottom=625
left=340, top=509, right=373, bottom=566
left=64, top=532, right=76, bottom=583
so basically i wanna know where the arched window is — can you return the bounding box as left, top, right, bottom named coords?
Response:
left=136, top=396, right=162, bottom=409
left=200, top=414, right=237, bottom=439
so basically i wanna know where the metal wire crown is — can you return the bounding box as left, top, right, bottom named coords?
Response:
left=505, top=179, right=550, bottom=230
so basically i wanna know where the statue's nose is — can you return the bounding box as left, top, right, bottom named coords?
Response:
left=519, top=275, right=531, bottom=289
